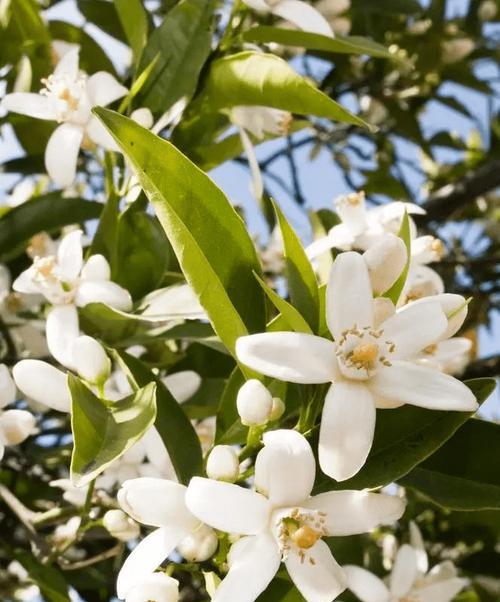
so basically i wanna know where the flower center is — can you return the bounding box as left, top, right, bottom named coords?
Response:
left=40, top=72, right=88, bottom=123
left=349, top=342, right=379, bottom=368
left=291, top=525, right=322, bottom=549
left=275, top=508, right=327, bottom=564
left=33, top=256, right=58, bottom=282
left=336, top=325, right=395, bottom=381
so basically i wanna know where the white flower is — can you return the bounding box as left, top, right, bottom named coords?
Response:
left=414, top=337, right=472, bottom=376
left=344, top=523, right=468, bottom=602
left=125, top=573, right=179, bottom=602
left=186, top=430, right=405, bottom=602
left=441, top=38, right=475, bottom=64
left=103, top=509, right=140, bottom=542
left=53, top=516, right=81, bottom=545
left=206, top=445, right=240, bottom=482
left=237, top=379, right=274, bottom=426
left=139, top=283, right=206, bottom=320
left=13, top=359, right=71, bottom=412
left=13, top=229, right=131, bottom=368
left=242, top=0, right=334, bottom=37
left=71, top=335, right=111, bottom=384
left=115, top=478, right=217, bottom=600
left=1, top=48, right=127, bottom=187
left=176, top=523, right=219, bottom=562
left=236, top=252, right=478, bottom=481
left=50, top=478, right=90, bottom=506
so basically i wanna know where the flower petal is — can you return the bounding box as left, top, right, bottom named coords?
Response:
left=239, top=126, right=264, bottom=200
left=45, top=123, right=83, bottom=187
left=236, top=332, right=336, bottom=384
left=255, top=430, right=316, bottom=506
left=185, top=477, right=269, bottom=536
left=0, top=409, right=36, bottom=445
left=1, top=93, right=59, bottom=120
left=409, top=521, right=428, bottom=574
left=343, top=565, right=390, bottom=602
left=81, top=254, right=111, bottom=281
left=285, top=539, right=346, bottom=602
left=162, top=371, right=201, bottom=403
left=118, top=478, right=197, bottom=530
left=75, top=280, right=132, bottom=311
left=368, top=361, right=478, bottom=411
left=212, top=534, right=281, bottom=602
left=54, top=46, right=80, bottom=78
left=390, top=544, right=417, bottom=598
left=13, top=266, right=40, bottom=295
left=318, top=382, right=376, bottom=481
left=416, top=578, right=468, bottom=602
left=271, top=0, right=333, bottom=36
left=57, top=229, right=83, bottom=282
left=13, top=360, right=71, bottom=412
left=46, top=305, right=79, bottom=369
left=381, top=300, right=447, bottom=359
left=0, top=364, right=17, bottom=409
left=116, top=527, right=186, bottom=599
left=87, top=72, right=128, bottom=107
left=407, top=293, right=468, bottom=340
left=85, top=114, right=120, bottom=150
left=304, top=490, right=405, bottom=536
left=326, top=251, right=374, bottom=341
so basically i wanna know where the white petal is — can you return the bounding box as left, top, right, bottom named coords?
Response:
left=118, top=478, right=197, bottom=530
left=162, top=371, right=201, bottom=403
left=334, top=193, right=368, bottom=236
left=126, top=573, right=179, bottom=602
left=285, top=539, right=346, bottom=602
left=326, top=252, right=374, bottom=340
left=140, top=284, right=206, bottom=319
left=185, top=477, right=269, bottom=536
left=85, top=114, right=120, bottom=151
left=409, top=521, right=428, bottom=574
left=343, top=565, right=389, bottom=602
left=46, top=305, right=79, bottom=369
left=131, top=108, right=154, bottom=129
left=1, top=93, right=59, bottom=120
left=81, top=254, right=111, bottom=281
left=213, top=534, right=281, bottom=602
left=239, top=127, right=264, bottom=200
left=72, top=335, right=111, bottom=384
left=381, top=300, right=447, bottom=359
left=54, top=46, right=80, bottom=78
left=13, top=360, right=71, bottom=412
left=75, top=280, right=132, bottom=311
left=242, top=0, right=269, bottom=11
left=0, top=409, right=36, bottom=445
left=87, top=72, right=127, bottom=107
left=255, top=430, right=315, bottom=506
left=390, top=544, right=417, bottom=598
left=12, top=267, right=40, bottom=295
left=272, top=0, right=333, bottom=36
left=373, top=297, right=395, bottom=328
left=416, top=578, right=468, bottom=602
left=0, top=364, right=17, bottom=408
left=57, top=230, right=84, bottom=282
left=368, top=361, right=478, bottom=411
left=407, top=293, right=468, bottom=341
left=426, top=560, right=458, bottom=582
left=304, top=490, right=405, bottom=536
left=45, top=123, right=83, bottom=187
left=363, top=233, right=407, bottom=295
left=236, top=332, right=336, bottom=384
left=116, top=527, right=185, bottom=599
left=141, top=427, right=176, bottom=480
left=318, top=382, right=376, bottom=482
left=306, top=235, right=335, bottom=260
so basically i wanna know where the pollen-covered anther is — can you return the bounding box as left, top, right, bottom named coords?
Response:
left=424, top=343, right=438, bottom=355
left=33, top=256, right=58, bottom=282
left=431, top=238, right=445, bottom=258
left=349, top=342, right=379, bottom=369
left=291, top=525, right=322, bottom=550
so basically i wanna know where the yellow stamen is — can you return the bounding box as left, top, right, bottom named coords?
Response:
left=350, top=342, right=379, bottom=367
left=291, top=525, right=321, bottom=550
left=59, top=88, right=78, bottom=111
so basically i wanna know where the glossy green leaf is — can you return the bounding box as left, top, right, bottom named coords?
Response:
left=382, top=210, right=411, bottom=303
left=115, top=350, right=203, bottom=484
left=215, top=367, right=247, bottom=445
left=69, top=375, right=157, bottom=486
left=243, top=27, right=397, bottom=60
left=15, top=551, right=70, bottom=602
left=401, top=418, right=500, bottom=511
left=274, top=202, right=319, bottom=332
left=315, top=378, right=496, bottom=492
left=77, top=0, right=126, bottom=43
left=254, top=272, right=312, bottom=334
left=114, top=197, right=169, bottom=299
left=113, top=0, right=148, bottom=65
left=138, top=0, right=216, bottom=113
left=0, top=194, right=102, bottom=262
left=94, top=108, right=266, bottom=363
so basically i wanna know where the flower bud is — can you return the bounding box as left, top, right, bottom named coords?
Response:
left=363, top=234, right=407, bottom=295
left=125, top=573, right=179, bottom=602
left=206, top=445, right=239, bottom=482
left=269, top=397, right=285, bottom=421
left=0, top=409, right=36, bottom=445
left=103, top=509, right=140, bottom=542
left=71, top=336, right=111, bottom=385
left=81, top=254, right=111, bottom=281
left=177, top=524, right=218, bottom=562
left=236, top=380, right=273, bottom=426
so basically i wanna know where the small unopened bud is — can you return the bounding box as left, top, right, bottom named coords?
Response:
left=0, top=409, right=36, bottom=445
left=103, top=509, right=140, bottom=542
left=80, top=254, right=110, bottom=281
left=236, top=380, right=273, bottom=426
left=71, top=336, right=111, bottom=385
left=363, top=234, right=407, bottom=295
left=206, top=445, right=239, bottom=482
left=126, top=573, right=179, bottom=602
left=269, top=397, right=285, bottom=421
left=478, top=0, right=497, bottom=20
left=177, top=524, right=218, bottom=562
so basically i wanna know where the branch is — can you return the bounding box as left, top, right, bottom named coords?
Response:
left=463, top=354, right=500, bottom=379
left=420, top=159, right=500, bottom=222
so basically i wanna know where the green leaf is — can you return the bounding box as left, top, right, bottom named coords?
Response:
left=69, top=375, right=157, bottom=486
left=114, top=197, right=169, bottom=299
left=243, top=27, right=397, bottom=61
left=315, top=378, right=496, bottom=492
left=0, top=194, right=102, bottom=262
left=382, top=210, right=411, bottom=303
left=215, top=366, right=247, bottom=445
left=274, top=201, right=319, bottom=332
left=401, top=418, right=500, bottom=511
left=15, top=551, right=70, bottom=602
left=201, top=51, right=371, bottom=129
left=352, top=0, right=422, bottom=14
left=89, top=194, right=120, bottom=263
left=113, top=0, right=148, bottom=65
left=254, top=272, right=312, bottom=334
left=77, top=0, right=126, bottom=43
left=94, top=108, right=266, bottom=364
left=138, top=0, right=216, bottom=113
left=114, top=350, right=203, bottom=484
